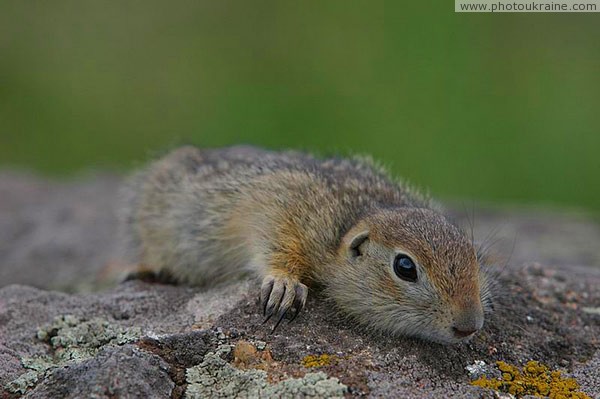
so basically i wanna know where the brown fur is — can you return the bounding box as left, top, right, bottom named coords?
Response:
left=119, top=146, right=492, bottom=343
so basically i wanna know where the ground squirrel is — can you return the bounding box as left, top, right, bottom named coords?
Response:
left=120, top=146, right=492, bottom=343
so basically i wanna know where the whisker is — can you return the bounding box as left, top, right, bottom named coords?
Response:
left=460, top=201, right=476, bottom=248
left=498, top=231, right=518, bottom=275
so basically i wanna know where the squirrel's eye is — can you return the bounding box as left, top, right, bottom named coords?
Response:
left=393, top=254, right=418, bottom=282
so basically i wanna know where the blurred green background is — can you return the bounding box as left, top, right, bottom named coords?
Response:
left=1, top=2, right=598, bottom=211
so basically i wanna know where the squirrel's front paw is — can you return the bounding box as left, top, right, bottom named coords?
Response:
left=260, top=275, right=308, bottom=331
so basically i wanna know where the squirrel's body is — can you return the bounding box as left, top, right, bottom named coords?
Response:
left=121, top=146, right=491, bottom=343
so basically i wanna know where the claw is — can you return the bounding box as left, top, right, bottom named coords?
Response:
left=272, top=309, right=288, bottom=332
left=263, top=305, right=275, bottom=323
left=263, top=305, right=276, bottom=324
left=260, top=276, right=275, bottom=316
left=288, top=306, right=301, bottom=323
left=272, top=284, right=295, bottom=331
left=259, top=275, right=308, bottom=331
left=288, top=283, right=308, bottom=323
left=265, top=279, right=285, bottom=315
left=288, top=309, right=304, bottom=323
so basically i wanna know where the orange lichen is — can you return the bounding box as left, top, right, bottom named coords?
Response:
left=301, top=354, right=338, bottom=368
left=232, top=340, right=274, bottom=370
left=471, top=360, right=591, bottom=399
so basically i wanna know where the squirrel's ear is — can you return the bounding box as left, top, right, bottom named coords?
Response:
left=348, top=230, right=369, bottom=258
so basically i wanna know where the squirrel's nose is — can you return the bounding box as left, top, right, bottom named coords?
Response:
left=452, top=307, right=484, bottom=339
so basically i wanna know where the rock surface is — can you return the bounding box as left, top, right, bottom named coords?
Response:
left=0, top=172, right=599, bottom=398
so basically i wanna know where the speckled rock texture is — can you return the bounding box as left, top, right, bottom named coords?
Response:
left=0, top=172, right=598, bottom=398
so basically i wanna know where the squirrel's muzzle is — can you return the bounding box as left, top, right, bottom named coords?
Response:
left=452, top=305, right=484, bottom=339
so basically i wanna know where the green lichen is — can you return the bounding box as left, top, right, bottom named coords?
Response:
left=21, top=356, right=55, bottom=372
left=37, top=314, right=142, bottom=362
left=5, top=315, right=142, bottom=394
left=185, top=345, right=347, bottom=399
left=5, top=371, right=40, bottom=394
left=471, top=360, right=591, bottom=399
left=5, top=356, right=55, bottom=394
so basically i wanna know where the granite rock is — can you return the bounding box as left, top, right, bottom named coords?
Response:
left=0, top=172, right=598, bottom=398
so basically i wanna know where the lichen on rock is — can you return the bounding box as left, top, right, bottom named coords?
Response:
left=302, top=354, right=339, bottom=368
left=36, top=314, right=142, bottom=362
left=5, top=371, right=40, bottom=394
left=185, top=345, right=347, bottom=399
left=5, top=314, right=143, bottom=394
left=471, top=360, right=592, bottom=399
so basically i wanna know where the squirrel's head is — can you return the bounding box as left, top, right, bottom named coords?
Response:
left=329, top=207, right=491, bottom=344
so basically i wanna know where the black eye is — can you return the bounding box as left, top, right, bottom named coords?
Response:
left=393, top=254, right=418, bottom=282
